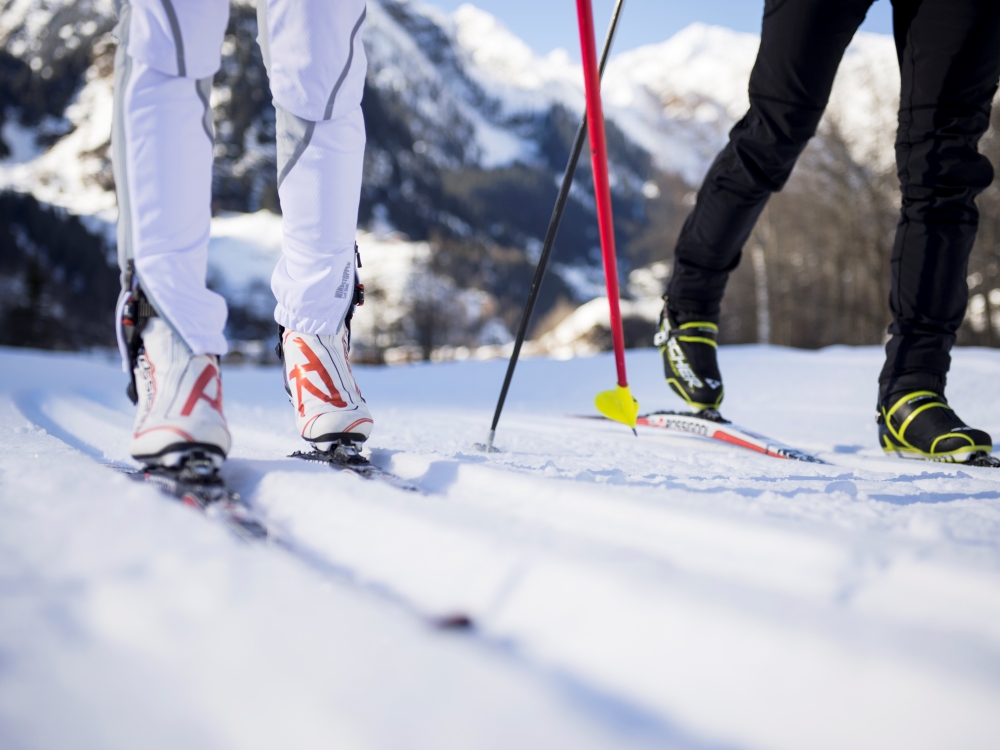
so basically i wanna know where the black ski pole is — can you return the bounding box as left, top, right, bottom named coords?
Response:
left=481, top=0, right=627, bottom=452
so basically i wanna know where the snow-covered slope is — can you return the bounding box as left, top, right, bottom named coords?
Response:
left=0, top=0, right=117, bottom=221
left=370, top=4, right=901, bottom=182
left=600, top=25, right=900, bottom=178
left=374, top=3, right=902, bottom=180
left=0, top=54, right=117, bottom=222
left=4, top=343, right=1000, bottom=749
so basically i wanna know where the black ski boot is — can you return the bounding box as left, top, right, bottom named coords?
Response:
left=878, top=391, right=994, bottom=464
left=653, top=303, right=723, bottom=411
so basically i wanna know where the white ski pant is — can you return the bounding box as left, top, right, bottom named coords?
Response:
left=112, top=0, right=367, bottom=363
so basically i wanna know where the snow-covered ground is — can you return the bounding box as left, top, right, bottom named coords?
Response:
left=3, top=343, right=1000, bottom=749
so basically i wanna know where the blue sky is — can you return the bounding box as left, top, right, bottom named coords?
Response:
left=427, top=0, right=894, bottom=58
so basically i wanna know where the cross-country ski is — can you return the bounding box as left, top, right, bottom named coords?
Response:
left=575, top=409, right=827, bottom=463
left=106, top=457, right=271, bottom=542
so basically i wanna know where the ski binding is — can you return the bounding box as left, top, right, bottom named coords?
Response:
left=291, top=441, right=422, bottom=492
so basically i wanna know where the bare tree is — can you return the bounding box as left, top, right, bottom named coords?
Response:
left=718, top=120, right=897, bottom=348
left=959, top=106, right=1000, bottom=347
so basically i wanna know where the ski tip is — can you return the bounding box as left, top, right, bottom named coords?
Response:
left=782, top=450, right=828, bottom=464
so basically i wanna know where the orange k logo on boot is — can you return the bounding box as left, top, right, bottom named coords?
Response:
left=180, top=362, right=225, bottom=417
left=128, top=319, right=232, bottom=465
left=288, top=336, right=347, bottom=416
left=279, top=328, right=373, bottom=450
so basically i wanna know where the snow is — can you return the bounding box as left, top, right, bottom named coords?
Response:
left=437, top=10, right=903, bottom=181
left=824, top=32, right=902, bottom=171
left=451, top=3, right=583, bottom=112
left=472, top=119, right=532, bottom=168
left=602, top=23, right=901, bottom=182
left=206, top=211, right=285, bottom=315
left=530, top=295, right=661, bottom=358
left=0, top=0, right=100, bottom=42
left=208, top=211, right=285, bottom=290
left=205, top=211, right=433, bottom=334
left=607, top=23, right=760, bottom=123
left=350, top=231, right=434, bottom=342
left=0, top=68, right=118, bottom=222
left=354, top=4, right=906, bottom=180
left=3, top=343, right=1000, bottom=748
left=0, top=120, right=46, bottom=164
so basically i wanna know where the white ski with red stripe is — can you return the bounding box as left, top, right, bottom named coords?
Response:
left=578, top=410, right=826, bottom=463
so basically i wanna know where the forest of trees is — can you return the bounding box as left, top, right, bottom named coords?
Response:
left=713, top=106, right=1000, bottom=352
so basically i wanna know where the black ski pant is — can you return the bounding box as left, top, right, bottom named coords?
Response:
left=665, top=0, right=1000, bottom=402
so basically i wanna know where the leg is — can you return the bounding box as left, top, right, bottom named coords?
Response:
left=113, top=0, right=231, bottom=358
left=259, top=0, right=374, bottom=449
left=658, top=0, right=873, bottom=411
left=879, top=0, right=1000, bottom=400
left=270, top=106, right=366, bottom=333
left=258, top=0, right=368, bottom=336
left=875, top=0, right=1000, bottom=463
left=112, top=0, right=233, bottom=465
left=667, top=0, right=875, bottom=322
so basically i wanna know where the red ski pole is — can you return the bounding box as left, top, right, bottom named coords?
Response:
left=575, top=0, right=638, bottom=430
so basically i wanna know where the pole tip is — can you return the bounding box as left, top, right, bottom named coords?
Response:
left=474, top=430, right=497, bottom=453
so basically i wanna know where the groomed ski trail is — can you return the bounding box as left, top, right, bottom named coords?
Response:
left=4, top=345, right=1000, bottom=750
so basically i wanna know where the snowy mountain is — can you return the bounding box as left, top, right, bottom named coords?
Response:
left=0, top=0, right=902, bottom=353
left=0, top=1, right=901, bottom=204
left=4, top=343, right=1000, bottom=748
left=367, top=5, right=900, bottom=182
left=603, top=24, right=900, bottom=178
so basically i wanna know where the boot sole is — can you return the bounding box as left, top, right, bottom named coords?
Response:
left=879, top=430, right=991, bottom=464
left=133, top=442, right=227, bottom=469
left=308, top=432, right=369, bottom=451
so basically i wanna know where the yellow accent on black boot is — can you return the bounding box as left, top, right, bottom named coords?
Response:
left=656, top=313, right=723, bottom=411
left=878, top=391, right=992, bottom=463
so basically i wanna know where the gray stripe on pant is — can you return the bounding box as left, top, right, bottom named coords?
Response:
left=195, top=77, right=215, bottom=144
left=267, top=5, right=367, bottom=187
left=159, top=0, right=186, bottom=76
left=324, top=7, right=367, bottom=120
left=275, top=106, right=316, bottom=190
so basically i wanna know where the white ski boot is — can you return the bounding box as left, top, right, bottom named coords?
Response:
left=130, top=318, right=232, bottom=467
left=280, top=326, right=373, bottom=451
